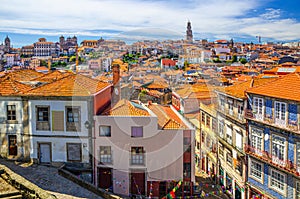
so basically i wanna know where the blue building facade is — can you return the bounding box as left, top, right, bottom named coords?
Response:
left=245, top=91, right=300, bottom=199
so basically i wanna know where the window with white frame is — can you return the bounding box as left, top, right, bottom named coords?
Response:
left=7, top=105, right=16, bottom=121
left=296, top=143, right=300, bottom=173
left=220, top=96, right=225, bottom=110
left=228, top=99, right=233, bottom=115
left=99, top=146, right=112, bottom=164
left=99, top=125, right=111, bottom=137
left=131, top=147, right=144, bottom=165
left=237, top=103, right=244, bottom=120
left=270, top=168, right=286, bottom=194
left=219, top=143, right=224, bottom=158
left=219, top=121, right=224, bottom=138
left=235, top=130, right=243, bottom=151
left=296, top=181, right=300, bottom=199
left=226, top=125, right=232, bottom=144
left=271, top=134, right=286, bottom=165
left=249, top=159, right=263, bottom=181
left=253, top=97, right=263, bottom=120
left=275, top=101, right=286, bottom=126
left=226, top=150, right=233, bottom=166
left=66, top=107, right=81, bottom=131
left=250, top=127, right=263, bottom=155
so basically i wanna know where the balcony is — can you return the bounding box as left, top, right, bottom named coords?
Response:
left=245, top=109, right=299, bottom=133
left=245, top=144, right=300, bottom=176
left=217, top=106, right=246, bottom=123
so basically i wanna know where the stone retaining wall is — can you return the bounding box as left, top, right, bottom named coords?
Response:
left=58, top=166, right=122, bottom=199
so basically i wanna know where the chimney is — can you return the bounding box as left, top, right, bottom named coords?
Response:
left=111, top=63, right=121, bottom=105
left=112, top=63, right=120, bottom=86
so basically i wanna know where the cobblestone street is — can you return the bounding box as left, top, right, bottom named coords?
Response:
left=0, top=159, right=103, bottom=199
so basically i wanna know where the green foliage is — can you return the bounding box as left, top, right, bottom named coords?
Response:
left=40, top=60, right=47, bottom=66
left=239, top=58, right=247, bottom=64
left=232, top=55, right=237, bottom=63
left=213, top=58, right=221, bottom=63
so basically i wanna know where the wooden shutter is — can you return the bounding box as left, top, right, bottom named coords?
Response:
left=52, top=111, right=64, bottom=131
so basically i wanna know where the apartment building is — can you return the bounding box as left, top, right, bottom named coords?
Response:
left=245, top=73, right=300, bottom=199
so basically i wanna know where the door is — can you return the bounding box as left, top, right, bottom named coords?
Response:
left=98, top=167, right=112, bottom=190
left=39, top=143, right=51, bottom=163
left=130, top=171, right=145, bottom=196
left=8, top=135, right=17, bottom=156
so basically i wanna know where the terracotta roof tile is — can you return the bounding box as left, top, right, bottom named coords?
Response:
left=23, top=74, right=110, bottom=97
left=148, top=104, right=187, bottom=129
left=101, top=99, right=150, bottom=116
left=31, top=70, right=73, bottom=83
left=0, top=76, right=32, bottom=96
left=216, top=77, right=277, bottom=99
left=4, top=70, right=44, bottom=81
left=246, top=73, right=300, bottom=101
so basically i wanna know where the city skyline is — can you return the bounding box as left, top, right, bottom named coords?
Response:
left=1, top=0, right=300, bottom=47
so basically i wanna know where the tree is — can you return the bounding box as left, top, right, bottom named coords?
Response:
left=232, top=55, right=237, bottom=63
left=239, top=58, right=247, bottom=64
left=40, top=60, right=47, bottom=66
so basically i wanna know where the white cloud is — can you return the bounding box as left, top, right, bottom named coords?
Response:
left=0, top=0, right=300, bottom=41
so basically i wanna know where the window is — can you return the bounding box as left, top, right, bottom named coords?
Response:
left=237, top=103, right=244, bottom=120
left=235, top=130, right=243, bottom=151
left=201, top=132, right=205, bottom=144
left=220, top=96, right=225, bottom=110
left=270, top=168, right=286, bottom=194
left=250, top=159, right=263, bottom=181
left=206, top=115, right=211, bottom=128
left=36, top=106, right=50, bottom=131
left=206, top=135, right=211, bottom=149
left=7, top=105, right=16, bottom=121
left=271, top=134, right=286, bottom=166
left=212, top=119, right=217, bottom=133
left=250, top=127, right=263, bottom=155
left=99, top=125, right=111, bottom=137
left=253, top=97, right=263, bottom=120
left=37, top=107, right=49, bottom=121
left=183, top=163, right=191, bottom=178
left=275, top=101, right=286, bottom=126
left=235, top=157, right=243, bottom=175
left=99, top=146, right=112, bottom=164
left=131, top=147, right=144, bottom=165
left=131, top=127, right=143, bottom=137
left=296, top=143, right=300, bottom=173
left=296, top=181, right=300, bottom=199
left=219, top=144, right=224, bottom=158
left=218, top=121, right=224, bottom=138
left=66, top=107, right=80, bottom=131
left=226, top=125, right=232, bottom=144
left=228, top=99, right=233, bottom=115
left=226, top=150, right=233, bottom=166
left=201, top=112, right=205, bottom=124
left=67, top=143, right=82, bottom=162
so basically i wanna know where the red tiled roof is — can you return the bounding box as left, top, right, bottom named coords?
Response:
left=23, top=74, right=110, bottom=97
left=0, top=76, right=32, bottom=96
left=148, top=104, right=187, bottom=129
left=246, top=73, right=300, bottom=101
left=101, top=99, right=150, bottom=116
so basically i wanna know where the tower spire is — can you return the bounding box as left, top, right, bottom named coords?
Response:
left=186, top=21, right=193, bottom=42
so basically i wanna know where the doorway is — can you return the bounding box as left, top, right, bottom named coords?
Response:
left=39, top=143, right=51, bottom=163
left=8, top=135, right=17, bottom=156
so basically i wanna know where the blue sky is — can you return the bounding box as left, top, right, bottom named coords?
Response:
left=0, top=0, right=300, bottom=47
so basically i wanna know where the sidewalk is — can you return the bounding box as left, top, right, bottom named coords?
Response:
left=195, top=170, right=229, bottom=199
left=0, top=159, right=103, bottom=199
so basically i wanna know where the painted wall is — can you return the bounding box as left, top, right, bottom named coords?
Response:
left=94, top=85, right=112, bottom=115
left=0, top=98, right=25, bottom=158
left=28, top=100, right=89, bottom=163
left=94, top=116, right=187, bottom=196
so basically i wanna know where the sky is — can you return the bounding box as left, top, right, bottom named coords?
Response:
left=1, top=0, right=300, bottom=47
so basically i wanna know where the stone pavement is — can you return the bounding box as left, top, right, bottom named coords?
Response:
left=0, top=159, right=103, bottom=199
left=195, top=170, right=229, bottom=199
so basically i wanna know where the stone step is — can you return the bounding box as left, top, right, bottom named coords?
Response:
left=0, top=191, right=22, bottom=199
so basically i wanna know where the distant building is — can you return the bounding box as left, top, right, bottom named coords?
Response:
left=0, top=35, right=11, bottom=53
left=33, top=38, right=59, bottom=58
left=59, top=35, right=78, bottom=55
left=186, top=21, right=193, bottom=42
